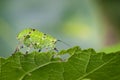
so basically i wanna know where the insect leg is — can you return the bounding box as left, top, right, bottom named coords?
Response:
left=54, top=48, right=58, bottom=52
left=14, top=41, right=23, bottom=53
left=26, top=44, right=33, bottom=54
left=57, top=40, right=71, bottom=47
left=14, top=46, right=19, bottom=53
left=20, top=45, right=24, bottom=49
left=38, top=49, right=41, bottom=52
left=26, top=48, right=29, bottom=54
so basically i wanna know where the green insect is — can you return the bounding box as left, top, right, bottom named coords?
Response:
left=15, top=28, right=60, bottom=53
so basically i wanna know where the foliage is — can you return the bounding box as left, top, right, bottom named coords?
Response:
left=100, top=43, right=120, bottom=53
left=0, top=46, right=120, bottom=80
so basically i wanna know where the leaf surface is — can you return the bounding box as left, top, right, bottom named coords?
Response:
left=0, top=46, right=120, bottom=80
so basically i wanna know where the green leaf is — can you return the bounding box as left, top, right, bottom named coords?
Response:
left=100, top=43, right=120, bottom=53
left=0, top=46, right=120, bottom=80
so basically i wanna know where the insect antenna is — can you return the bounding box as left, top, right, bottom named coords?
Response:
left=57, top=40, right=71, bottom=47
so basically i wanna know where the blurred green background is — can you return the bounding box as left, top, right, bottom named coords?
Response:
left=0, top=0, right=120, bottom=57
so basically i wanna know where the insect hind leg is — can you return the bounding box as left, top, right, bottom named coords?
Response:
left=14, top=45, right=24, bottom=53
left=14, top=46, right=19, bottom=53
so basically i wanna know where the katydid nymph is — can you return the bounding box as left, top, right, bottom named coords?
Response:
left=15, top=28, right=68, bottom=53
